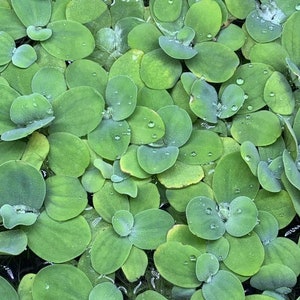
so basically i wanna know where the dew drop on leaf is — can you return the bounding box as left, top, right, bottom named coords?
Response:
left=236, top=78, right=244, bottom=85
left=114, top=135, right=121, bottom=141
left=190, top=151, right=197, bottom=157
left=210, top=224, right=217, bottom=230
left=234, top=188, right=241, bottom=194
left=269, top=92, right=275, bottom=97
left=189, top=255, right=197, bottom=261
left=205, top=207, right=212, bottom=215
left=208, top=152, right=212, bottom=157
left=296, top=4, right=300, bottom=10
left=231, top=105, right=238, bottom=111
left=147, top=121, right=155, bottom=128
left=247, top=105, right=253, bottom=111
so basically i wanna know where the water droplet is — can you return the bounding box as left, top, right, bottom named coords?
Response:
left=32, top=102, right=38, bottom=108
left=208, top=152, right=212, bottom=157
left=152, top=133, right=157, bottom=139
left=189, top=255, right=197, bottom=262
left=82, top=42, right=86, bottom=46
left=92, top=72, right=97, bottom=76
left=190, top=151, right=197, bottom=157
left=269, top=92, right=275, bottom=97
left=234, top=188, right=241, bottom=194
left=152, top=149, right=157, bottom=154
left=148, top=121, right=155, bottom=128
left=244, top=155, right=251, bottom=162
left=247, top=105, right=253, bottom=111
left=205, top=207, right=212, bottom=215
left=45, top=284, right=50, bottom=290
left=245, top=114, right=251, bottom=120
left=296, top=3, right=300, bottom=10
left=165, top=152, right=170, bottom=156
left=231, top=105, right=238, bottom=111
left=236, top=208, right=242, bottom=214
left=168, top=0, right=173, bottom=3
left=46, top=108, right=53, bottom=115
left=263, top=70, right=269, bottom=75
left=248, top=64, right=253, bottom=68
left=244, top=94, right=249, bottom=100
left=207, top=33, right=212, bottom=39
left=261, top=29, right=267, bottom=34
left=114, top=135, right=121, bottom=141
left=210, top=224, right=217, bottom=230
left=268, top=26, right=274, bottom=31
left=236, top=78, right=244, bottom=85
left=183, top=261, right=188, bottom=265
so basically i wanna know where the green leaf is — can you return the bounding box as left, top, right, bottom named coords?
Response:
left=153, top=0, right=182, bottom=22
left=112, top=210, right=134, bottom=237
left=65, top=59, right=107, bottom=96
left=32, top=264, right=92, bottom=299
left=26, top=25, right=52, bottom=41
left=224, top=0, right=256, bottom=19
left=206, top=237, right=230, bottom=262
left=44, top=175, right=88, bottom=221
left=159, top=35, right=198, bottom=60
left=158, top=105, right=192, bottom=147
left=250, top=264, right=297, bottom=291
left=48, top=132, right=90, bottom=177
left=0, top=140, right=25, bottom=165
left=202, top=270, right=244, bottom=300
left=212, top=152, right=260, bottom=203
left=11, top=44, right=37, bottom=68
left=240, top=141, right=260, bottom=176
left=195, top=253, right=219, bottom=282
left=263, top=71, right=295, bottom=114
left=158, top=160, right=204, bottom=188
left=129, top=209, right=174, bottom=249
left=218, top=84, right=245, bottom=118
left=231, top=111, right=282, bottom=146
left=224, top=196, right=258, bottom=237
left=10, top=93, right=53, bottom=126
left=88, top=119, right=131, bottom=161
left=93, top=181, right=129, bottom=223
left=89, top=282, right=123, bottom=300
left=91, top=226, right=132, bottom=274
left=186, top=197, right=225, bottom=240
left=282, top=149, right=300, bottom=190
left=137, top=145, right=179, bottom=174
left=41, top=20, right=95, bottom=60
left=25, top=211, right=91, bottom=263
left=0, top=230, right=27, bottom=255
left=254, top=211, right=279, bottom=245
left=154, top=241, right=201, bottom=288
left=245, top=11, right=282, bottom=43
left=282, top=11, right=300, bottom=65
left=66, top=0, right=107, bottom=24
left=136, top=290, right=168, bottom=300
left=0, top=160, right=45, bottom=209
left=106, top=75, right=137, bottom=121
left=257, top=161, right=282, bottom=192
left=184, top=0, right=222, bottom=42
left=217, top=24, right=246, bottom=51
left=0, top=31, right=15, bottom=65
left=186, top=42, right=239, bottom=83
left=264, top=237, right=300, bottom=276
left=49, top=86, right=104, bottom=137
left=0, top=204, right=38, bottom=229
left=0, top=276, right=19, bottom=300
left=189, top=79, right=218, bottom=123
left=140, top=49, right=182, bottom=89
left=223, top=232, right=264, bottom=276
left=31, top=66, right=67, bottom=102
left=122, top=246, right=148, bottom=282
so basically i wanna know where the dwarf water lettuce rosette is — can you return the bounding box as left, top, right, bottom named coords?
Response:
left=0, top=0, right=300, bottom=299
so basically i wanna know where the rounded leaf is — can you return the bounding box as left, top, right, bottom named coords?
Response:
left=225, top=196, right=258, bottom=237
left=0, top=160, right=45, bottom=209
left=91, top=226, right=132, bottom=274
left=25, top=211, right=91, bottom=263
left=153, top=0, right=182, bottom=22
left=195, top=253, right=219, bottom=282
left=250, top=264, right=297, bottom=291
left=0, top=230, right=27, bottom=255
left=240, top=141, right=260, bottom=175
left=112, top=210, right=134, bottom=237
left=50, top=86, right=104, bottom=137
left=186, top=42, right=239, bottom=83
left=88, top=119, right=131, bottom=161
left=127, top=106, right=165, bottom=144
left=0, top=31, right=15, bottom=65
left=231, top=111, right=282, bottom=146
left=137, top=145, right=179, bottom=174
left=26, top=25, right=52, bottom=41
left=202, top=270, right=244, bottom=300
left=44, top=175, right=88, bottom=221
left=282, top=149, right=300, bottom=190
left=186, top=197, right=225, bottom=240
left=129, top=209, right=174, bottom=250
left=223, top=232, right=264, bottom=276
left=0, top=276, right=19, bottom=300
left=41, top=20, right=95, bottom=60
left=140, top=49, right=182, bottom=89
left=89, top=282, right=123, bottom=300
left=11, top=44, right=37, bottom=68
left=154, top=241, right=201, bottom=288
left=257, top=161, right=282, bottom=192
left=32, top=264, right=92, bottom=300
left=106, top=75, right=137, bottom=121
left=48, top=132, right=90, bottom=177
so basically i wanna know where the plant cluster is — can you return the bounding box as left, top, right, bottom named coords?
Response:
left=0, top=0, right=300, bottom=299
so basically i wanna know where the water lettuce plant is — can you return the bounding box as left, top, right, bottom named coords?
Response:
left=0, top=0, right=300, bottom=299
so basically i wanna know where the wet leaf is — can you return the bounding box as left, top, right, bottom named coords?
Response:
left=195, top=253, right=219, bottom=282
left=11, top=44, right=37, bottom=68
left=0, top=31, right=15, bottom=65
left=0, top=276, right=19, bottom=300
left=89, top=282, right=123, bottom=300
left=0, top=230, right=27, bottom=255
